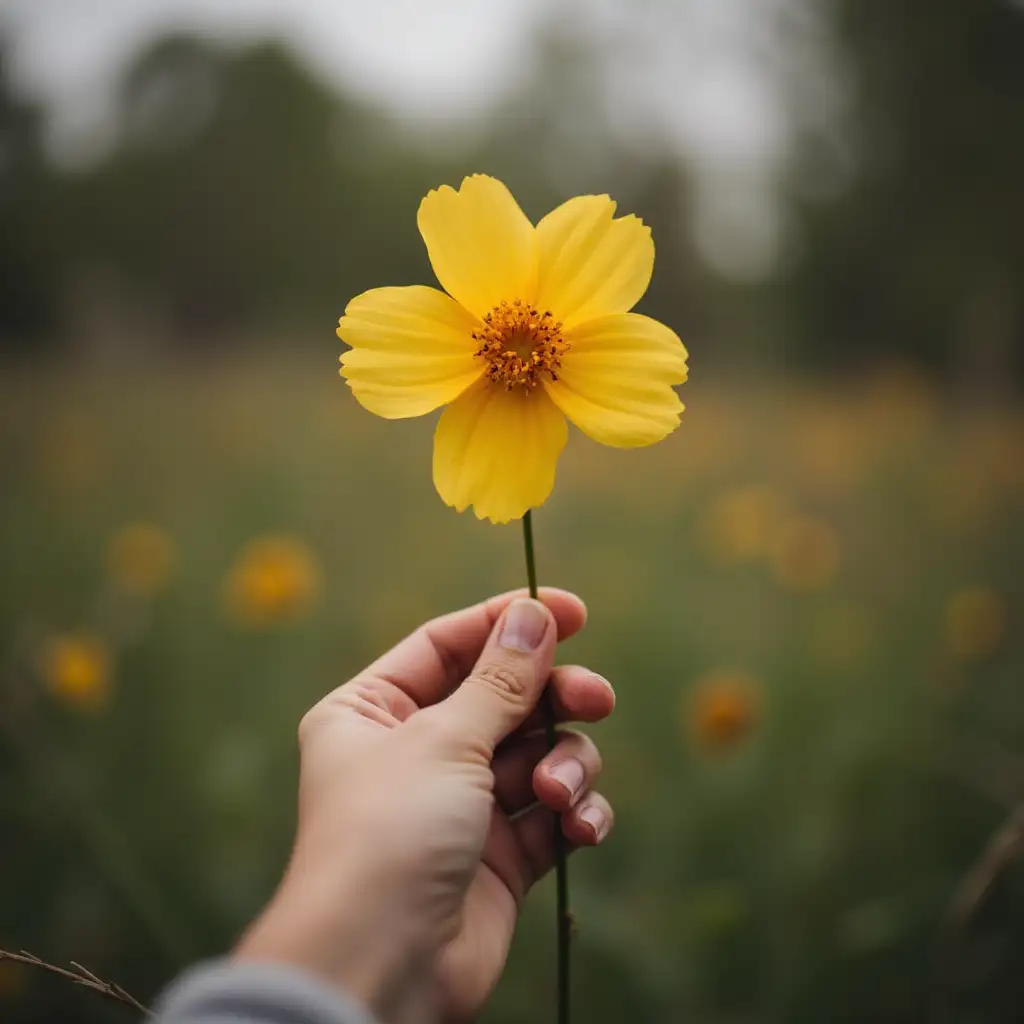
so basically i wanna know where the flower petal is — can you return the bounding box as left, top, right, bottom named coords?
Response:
left=417, top=175, right=537, bottom=319
left=338, top=285, right=483, bottom=419
left=544, top=313, right=687, bottom=447
left=535, top=195, right=654, bottom=328
left=433, top=381, right=568, bottom=524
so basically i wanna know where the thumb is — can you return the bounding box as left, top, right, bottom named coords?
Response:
left=434, top=597, right=557, bottom=752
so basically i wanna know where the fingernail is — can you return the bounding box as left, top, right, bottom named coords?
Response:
left=593, top=672, right=616, bottom=704
left=579, top=803, right=609, bottom=841
left=501, top=599, right=548, bottom=652
left=549, top=758, right=585, bottom=804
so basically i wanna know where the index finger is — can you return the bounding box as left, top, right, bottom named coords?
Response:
left=355, top=587, right=587, bottom=714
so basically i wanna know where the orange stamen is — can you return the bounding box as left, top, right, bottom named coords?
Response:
left=473, top=299, right=570, bottom=391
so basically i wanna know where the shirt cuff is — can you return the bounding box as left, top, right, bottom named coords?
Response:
left=153, top=959, right=378, bottom=1024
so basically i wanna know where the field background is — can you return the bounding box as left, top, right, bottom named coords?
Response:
left=2, top=2, right=1024, bottom=1022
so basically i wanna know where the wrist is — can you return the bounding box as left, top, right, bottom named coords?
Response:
left=234, top=858, right=436, bottom=1024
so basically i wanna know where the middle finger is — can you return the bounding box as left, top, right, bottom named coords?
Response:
left=493, top=728, right=603, bottom=815
left=514, top=665, right=615, bottom=736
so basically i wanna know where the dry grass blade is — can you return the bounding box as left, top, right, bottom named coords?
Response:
left=931, top=803, right=1024, bottom=1024
left=0, top=948, right=152, bottom=1016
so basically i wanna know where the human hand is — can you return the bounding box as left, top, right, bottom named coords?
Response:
left=234, top=589, right=615, bottom=1024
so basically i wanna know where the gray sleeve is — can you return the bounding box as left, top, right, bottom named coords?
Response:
left=153, top=960, right=378, bottom=1024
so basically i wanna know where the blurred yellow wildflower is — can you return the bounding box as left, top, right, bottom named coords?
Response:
left=686, top=670, right=760, bottom=752
left=338, top=174, right=688, bottom=523
left=946, top=586, right=1006, bottom=661
left=106, top=522, right=177, bottom=596
left=224, top=535, right=322, bottom=627
left=41, top=633, right=112, bottom=709
left=770, top=516, right=841, bottom=590
left=703, top=485, right=789, bottom=564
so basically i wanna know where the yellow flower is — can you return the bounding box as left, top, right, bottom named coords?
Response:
left=106, top=522, right=177, bottom=596
left=41, top=633, right=112, bottom=709
left=337, top=174, right=688, bottom=523
left=223, top=535, right=322, bottom=627
left=686, top=670, right=760, bottom=752
left=946, top=586, right=1005, bottom=661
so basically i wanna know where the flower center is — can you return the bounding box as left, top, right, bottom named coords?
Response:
left=473, top=299, right=569, bottom=391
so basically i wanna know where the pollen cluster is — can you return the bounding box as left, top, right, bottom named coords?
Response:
left=473, top=299, right=570, bottom=391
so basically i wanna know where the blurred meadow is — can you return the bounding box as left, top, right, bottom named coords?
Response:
left=2, top=1, right=1024, bottom=1022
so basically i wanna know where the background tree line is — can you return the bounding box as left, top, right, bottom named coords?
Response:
left=1, top=0, right=1022, bottom=384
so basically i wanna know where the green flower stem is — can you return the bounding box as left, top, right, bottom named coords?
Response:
left=521, top=510, right=570, bottom=1024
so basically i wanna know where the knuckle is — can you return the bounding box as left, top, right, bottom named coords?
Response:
left=332, top=681, right=375, bottom=709
left=581, top=735, right=603, bottom=774
left=298, top=681, right=395, bottom=744
left=468, top=664, right=529, bottom=705
left=327, top=684, right=394, bottom=727
left=297, top=706, right=326, bottom=745
left=554, top=730, right=601, bottom=771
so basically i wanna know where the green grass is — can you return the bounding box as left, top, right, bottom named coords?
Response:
left=1, top=353, right=1023, bottom=1022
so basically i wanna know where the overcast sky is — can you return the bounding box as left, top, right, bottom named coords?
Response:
left=2, top=0, right=827, bottom=277
left=4, top=0, right=546, bottom=122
